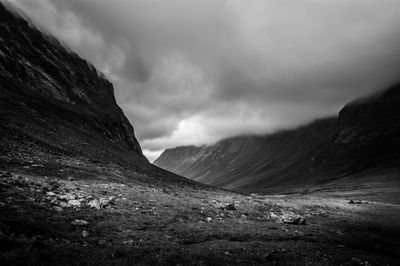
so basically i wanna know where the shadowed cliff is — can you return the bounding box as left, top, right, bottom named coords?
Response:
left=0, top=2, right=197, bottom=184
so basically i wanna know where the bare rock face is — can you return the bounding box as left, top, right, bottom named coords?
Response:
left=155, top=83, right=400, bottom=193
left=0, top=3, right=146, bottom=167
left=334, top=82, right=400, bottom=169
left=335, top=83, right=400, bottom=148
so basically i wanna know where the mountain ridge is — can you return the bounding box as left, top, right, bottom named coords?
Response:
left=155, top=83, right=400, bottom=193
left=0, top=2, right=153, bottom=173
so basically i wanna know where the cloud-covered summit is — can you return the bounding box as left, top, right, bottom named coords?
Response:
left=8, top=0, right=400, bottom=161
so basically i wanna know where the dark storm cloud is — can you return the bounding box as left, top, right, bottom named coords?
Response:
left=8, top=0, right=400, bottom=162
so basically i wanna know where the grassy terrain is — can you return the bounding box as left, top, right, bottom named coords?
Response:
left=0, top=157, right=399, bottom=265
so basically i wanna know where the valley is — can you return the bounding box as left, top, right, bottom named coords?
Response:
left=0, top=1, right=399, bottom=265
left=1, top=157, right=399, bottom=265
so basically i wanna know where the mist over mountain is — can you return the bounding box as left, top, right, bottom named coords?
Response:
left=155, top=83, right=400, bottom=194
left=9, top=0, right=400, bottom=162
left=1, top=2, right=400, bottom=265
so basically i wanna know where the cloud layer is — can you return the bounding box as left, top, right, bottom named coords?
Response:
left=8, top=0, right=400, bottom=161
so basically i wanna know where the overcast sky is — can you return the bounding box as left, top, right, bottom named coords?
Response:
left=8, top=0, right=400, bottom=161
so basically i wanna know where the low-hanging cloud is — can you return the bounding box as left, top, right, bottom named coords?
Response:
left=8, top=0, right=400, bottom=162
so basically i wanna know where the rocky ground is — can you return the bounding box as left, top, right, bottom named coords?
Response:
left=0, top=157, right=399, bottom=265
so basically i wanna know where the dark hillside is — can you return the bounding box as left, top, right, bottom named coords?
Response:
left=0, top=2, right=145, bottom=167
left=155, top=83, right=400, bottom=193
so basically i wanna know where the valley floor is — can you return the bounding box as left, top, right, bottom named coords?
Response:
left=0, top=157, right=399, bottom=265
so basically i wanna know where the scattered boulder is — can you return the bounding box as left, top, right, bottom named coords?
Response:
left=269, top=211, right=306, bottom=225
left=88, top=199, right=101, bottom=210
left=53, top=206, right=63, bottom=212
left=123, top=240, right=134, bottom=245
left=349, top=200, right=365, bottom=204
left=71, top=219, right=89, bottom=226
left=98, top=239, right=107, bottom=246
left=82, top=230, right=90, bottom=238
left=99, top=197, right=111, bottom=207
left=221, top=204, right=237, bottom=211
left=68, top=177, right=75, bottom=181
left=88, top=196, right=115, bottom=209
left=67, top=199, right=81, bottom=208
left=284, top=216, right=306, bottom=225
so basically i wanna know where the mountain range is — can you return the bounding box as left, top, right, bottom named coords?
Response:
left=1, top=2, right=399, bottom=265
left=155, top=83, right=400, bottom=194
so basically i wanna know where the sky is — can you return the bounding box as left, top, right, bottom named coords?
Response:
left=7, top=0, right=400, bottom=162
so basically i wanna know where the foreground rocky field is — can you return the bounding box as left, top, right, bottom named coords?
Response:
left=1, top=157, right=399, bottom=266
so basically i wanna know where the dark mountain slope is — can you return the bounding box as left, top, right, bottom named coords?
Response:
left=155, top=83, right=400, bottom=193
left=334, top=83, right=400, bottom=169
left=0, top=2, right=194, bottom=184
left=0, top=2, right=147, bottom=170
left=155, top=118, right=338, bottom=192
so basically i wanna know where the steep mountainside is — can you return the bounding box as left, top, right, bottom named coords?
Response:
left=0, top=2, right=190, bottom=181
left=155, top=83, right=400, bottom=193
left=0, top=3, right=147, bottom=167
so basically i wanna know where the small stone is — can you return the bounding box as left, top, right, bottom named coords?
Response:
left=5, top=197, right=13, bottom=203
left=67, top=200, right=81, bottom=208
left=221, top=204, right=237, bottom=211
left=99, top=198, right=111, bottom=207
left=58, top=195, right=69, bottom=200
left=88, top=199, right=101, bottom=210
left=67, top=194, right=76, bottom=200
left=59, top=202, right=70, bottom=208
left=284, top=216, right=306, bottom=225
left=108, top=196, right=116, bottom=202
left=98, top=239, right=107, bottom=246
left=46, top=192, right=56, bottom=196
left=82, top=230, right=89, bottom=238
left=53, top=206, right=63, bottom=212
left=71, top=219, right=89, bottom=226
left=68, top=177, right=75, bottom=181
left=206, top=217, right=212, bottom=223
left=123, top=239, right=134, bottom=245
